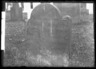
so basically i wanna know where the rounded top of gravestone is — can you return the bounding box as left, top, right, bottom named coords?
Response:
left=30, top=3, right=62, bottom=21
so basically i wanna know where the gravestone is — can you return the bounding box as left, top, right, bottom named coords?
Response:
left=54, top=3, right=89, bottom=24
left=27, top=3, right=72, bottom=56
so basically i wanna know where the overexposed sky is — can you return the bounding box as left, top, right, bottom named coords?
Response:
left=86, top=3, right=93, bottom=14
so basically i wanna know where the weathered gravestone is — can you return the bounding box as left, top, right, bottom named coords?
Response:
left=27, top=3, right=72, bottom=55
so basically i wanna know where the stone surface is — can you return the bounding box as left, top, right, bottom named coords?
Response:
left=27, top=3, right=72, bottom=55
left=53, top=3, right=89, bottom=24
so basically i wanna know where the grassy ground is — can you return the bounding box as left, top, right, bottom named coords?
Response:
left=4, top=20, right=94, bottom=67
